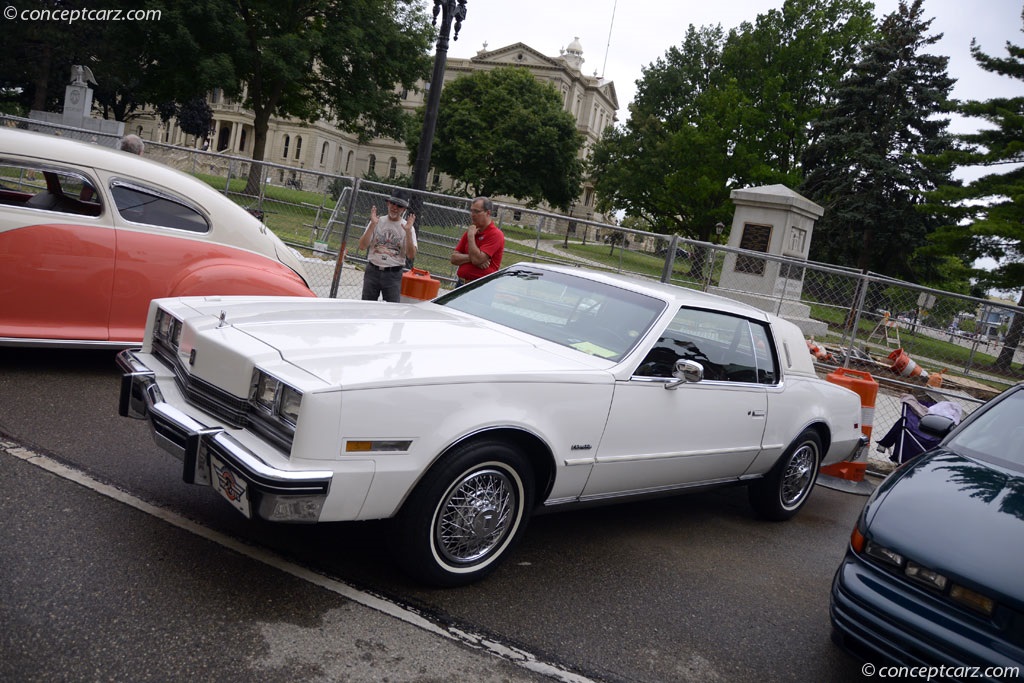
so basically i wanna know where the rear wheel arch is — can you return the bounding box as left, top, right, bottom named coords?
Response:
left=748, top=426, right=824, bottom=521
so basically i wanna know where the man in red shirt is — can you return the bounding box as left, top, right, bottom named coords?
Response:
left=450, top=196, right=504, bottom=283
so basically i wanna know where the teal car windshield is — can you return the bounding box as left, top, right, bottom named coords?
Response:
left=945, top=388, right=1024, bottom=469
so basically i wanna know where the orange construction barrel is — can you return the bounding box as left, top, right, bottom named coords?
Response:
left=819, top=368, right=878, bottom=491
left=825, top=368, right=878, bottom=441
left=401, top=268, right=440, bottom=301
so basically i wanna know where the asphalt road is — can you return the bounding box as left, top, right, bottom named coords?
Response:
left=0, top=347, right=874, bottom=683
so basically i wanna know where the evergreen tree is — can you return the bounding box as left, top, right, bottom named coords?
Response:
left=926, top=8, right=1024, bottom=372
left=588, top=0, right=874, bottom=243
left=800, top=0, right=958, bottom=281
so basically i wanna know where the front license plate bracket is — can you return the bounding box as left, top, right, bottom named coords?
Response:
left=209, top=453, right=252, bottom=519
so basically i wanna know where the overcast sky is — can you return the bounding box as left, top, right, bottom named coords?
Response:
left=446, top=0, right=1023, bottom=130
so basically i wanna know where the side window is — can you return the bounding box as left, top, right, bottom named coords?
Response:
left=634, top=307, right=777, bottom=384
left=111, top=182, right=209, bottom=233
left=749, top=322, right=779, bottom=384
left=0, top=162, right=102, bottom=216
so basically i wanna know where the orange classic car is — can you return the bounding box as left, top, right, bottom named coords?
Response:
left=0, top=128, right=314, bottom=347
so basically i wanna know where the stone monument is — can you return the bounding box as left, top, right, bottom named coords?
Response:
left=713, top=184, right=827, bottom=337
left=28, top=65, right=124, bottom=141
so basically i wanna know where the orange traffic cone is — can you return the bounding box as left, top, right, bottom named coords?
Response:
left=888, top=348, right=929, bottom=381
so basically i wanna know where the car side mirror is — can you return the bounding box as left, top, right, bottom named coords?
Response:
left=665, top=359, right=703, bottom=389
left=918, top=413, right=956, bottom=439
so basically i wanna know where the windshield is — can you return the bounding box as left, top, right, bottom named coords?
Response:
left=946, top=388, right=1024, bottom=469
left=435, top=267, right=666, bottom=362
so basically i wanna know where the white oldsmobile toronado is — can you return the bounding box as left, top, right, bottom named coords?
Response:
left=118, top=264, right=867, bottom=586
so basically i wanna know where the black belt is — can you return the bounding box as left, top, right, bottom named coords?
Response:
left=369, top=263, right=403, bottom=272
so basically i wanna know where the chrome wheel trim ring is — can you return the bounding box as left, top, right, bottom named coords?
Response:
left=433, top=465, right=521, bottom=566
left=780, top=442, right=817, bottom=508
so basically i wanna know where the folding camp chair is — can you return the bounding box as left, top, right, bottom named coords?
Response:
left=876, top=397, right=942, bottom=464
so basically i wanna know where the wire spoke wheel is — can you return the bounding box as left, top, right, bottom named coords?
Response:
left=435, top=467, right=517, bottom=564
left=394, top=440, right=534, bottom=587
left=749, top=429, right=821, bottom=521
left=781, top=443, right=817, bottom=508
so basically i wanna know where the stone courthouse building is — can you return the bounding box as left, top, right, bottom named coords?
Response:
left=129, top=37, right=619, bottom=221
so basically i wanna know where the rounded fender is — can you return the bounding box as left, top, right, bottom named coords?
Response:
left=169, top=259, right=316, bottom=298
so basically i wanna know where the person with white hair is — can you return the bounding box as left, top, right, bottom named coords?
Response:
left=119, top=134, right=144, bottom=155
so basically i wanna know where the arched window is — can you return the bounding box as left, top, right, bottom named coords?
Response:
left=282, top=135, right=290, bottom=158
left=294, top=136, right=302, bottom=160
left=388, top=157, right=397, bottom=179
left=345, top=150, right=354, bottom=174
left=368, top=154, right=376, bottom=175
left=320, top=141, right=329, bottom=165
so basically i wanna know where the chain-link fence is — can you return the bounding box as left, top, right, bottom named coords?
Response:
left=10, top=114, right=1022, bottom=460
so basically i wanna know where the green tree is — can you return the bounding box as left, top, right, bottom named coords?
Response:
left=0, top=0, right=119, bottom=114
left=198, top=0, right=434, bottom=195
left=723, top=0, right=876, bottom=185
left=406, top=66, right=584, bottom=209
left=589, top=25, right=740, bottom=243
left=927, top=8, right=1024, bottom=372
left=0, top=0, right=237, bottom=119
left=800, top=0, right=958, bottom=281
left=589, top=0, right=875, bottom=244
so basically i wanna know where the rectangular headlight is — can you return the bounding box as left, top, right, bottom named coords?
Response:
left=905, top=562, right=949, bottom=591
left=864, top=540, right=904, bottom=568
left=155, top=308, right=171, bottom=339
left=279, top=386, right=302, bottom=425
left=154, top=309, right=183, bottom=349
left=251, top=370, right=302, bottom=426
left=253, top=372, right=280, bottom=412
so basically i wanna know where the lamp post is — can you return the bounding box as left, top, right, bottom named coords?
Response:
left=409, top=0, right=467, bottom=213
left=715, top=221, right=725, bottom=242
left=563, top=201, right=577, bottom=248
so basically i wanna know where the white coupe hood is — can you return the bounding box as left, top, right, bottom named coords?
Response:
left=182, top=298, right=611, bottom=389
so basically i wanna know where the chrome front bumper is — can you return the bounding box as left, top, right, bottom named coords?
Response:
left=117, top=349, right=332, bottom=522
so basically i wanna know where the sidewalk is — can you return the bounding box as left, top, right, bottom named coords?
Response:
left=0, top=442, right=574, bottom=683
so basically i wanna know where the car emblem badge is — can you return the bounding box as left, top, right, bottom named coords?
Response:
left=213, top=461, right=246, bottom=503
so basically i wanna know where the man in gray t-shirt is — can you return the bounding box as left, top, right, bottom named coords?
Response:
left=358, top=191, right=417, bottom=302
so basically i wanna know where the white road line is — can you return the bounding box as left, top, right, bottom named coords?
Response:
left=1, top=440, right=598, bottom=683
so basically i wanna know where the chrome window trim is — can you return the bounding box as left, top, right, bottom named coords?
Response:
left=109, top=178, right=212, bottom=233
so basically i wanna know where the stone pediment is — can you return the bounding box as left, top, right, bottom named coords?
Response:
left=473, top=43, right=562, bottom=70
left=598, top=81, right=619, bottom=110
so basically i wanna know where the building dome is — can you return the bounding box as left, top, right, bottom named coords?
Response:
left=561, top=36, right=584, bottom=70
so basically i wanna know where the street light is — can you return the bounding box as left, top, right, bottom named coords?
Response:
left=563, top=201, right=577, bottom=248
left=715, top=222, right=725, bottom=242
left=409, top=0, right=467, bottom=213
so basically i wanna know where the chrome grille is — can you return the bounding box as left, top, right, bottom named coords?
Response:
left=154, top=343, right=248, bottom=429
left=153, top=341, right=295, bottom=452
